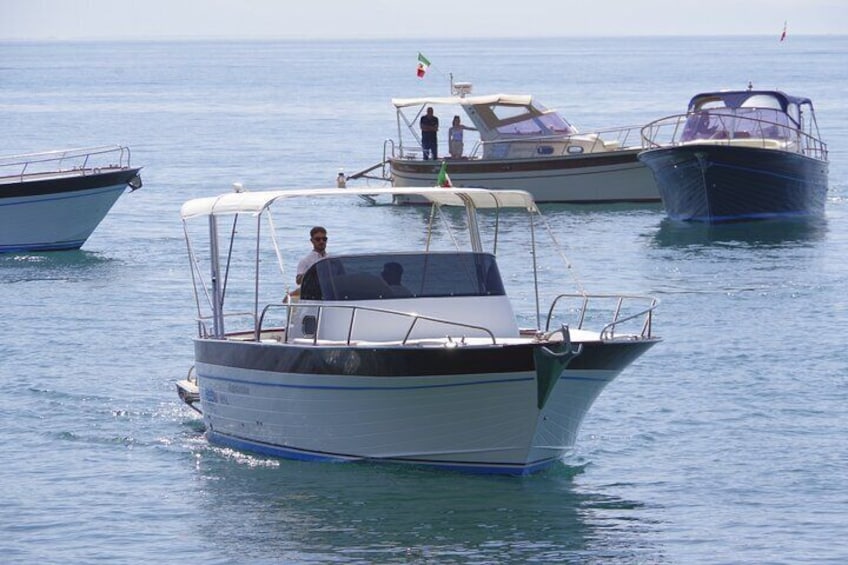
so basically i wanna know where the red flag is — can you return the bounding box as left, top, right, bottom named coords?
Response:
left=780, top=21, right=787, bottom=42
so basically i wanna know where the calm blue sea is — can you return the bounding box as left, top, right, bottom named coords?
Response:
left=1, top=36, right=847, bottom=564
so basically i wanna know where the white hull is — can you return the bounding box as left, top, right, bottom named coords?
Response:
left=177, top=187, right=661, bottom=476
left=1, top=146, right=142, bottom=252
left=0, top=183, right=128, bottom=252
left=390, top=154, right=658, bottom=204
left=194, top=340, right=626, bottom=474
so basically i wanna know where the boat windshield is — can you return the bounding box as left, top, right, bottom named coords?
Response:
left=680, top=107, right=795, bottom=142
left=493, top=112, right=574, bottom=137
left=300, top=252, right=505, bottom=301
left=470, top=100, right=575, bottom=138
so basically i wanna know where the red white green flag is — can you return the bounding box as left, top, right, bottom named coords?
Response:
left=416, top=52, right=431, bottom=78
left=437, top=161, right=452, bottom=187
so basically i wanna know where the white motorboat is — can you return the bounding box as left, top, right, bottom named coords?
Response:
left=347, top=83, right=659, bottom=204
left=0, top=145, right=143, bottom=253
left=176, top=186, right=660, bottom=475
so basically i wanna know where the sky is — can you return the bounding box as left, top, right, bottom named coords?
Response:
left=0, top=0, right=845, bottom=41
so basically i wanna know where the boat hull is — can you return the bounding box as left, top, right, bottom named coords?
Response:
left=390, top=150, right=658, bottom=204
left=638, top=145, right=828, bottom=223
left=193, top=336, right=657, bottom=475
left=0, top=167, right=142, bottom=252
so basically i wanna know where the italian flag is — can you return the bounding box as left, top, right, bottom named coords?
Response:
left=437, top=161, right=452, bottom=187
left=416, top=52, right=431, bottom=78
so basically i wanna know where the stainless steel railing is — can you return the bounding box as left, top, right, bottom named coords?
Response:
left=640, top=114, right=828, bottom=161
left=0, top=145, right=134, bottom=182
left=544, top=293, right=659, bottom=341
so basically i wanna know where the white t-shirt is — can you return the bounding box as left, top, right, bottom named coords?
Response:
left=297, top=250, right=327, bottom=279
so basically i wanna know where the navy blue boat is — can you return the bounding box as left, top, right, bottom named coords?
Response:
left=638, top=87, right=828, bottom=223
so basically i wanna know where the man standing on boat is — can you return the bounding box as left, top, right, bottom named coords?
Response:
left=296, top=226, right=328, bottom=285
left=420, top=107, right=439, bottom=160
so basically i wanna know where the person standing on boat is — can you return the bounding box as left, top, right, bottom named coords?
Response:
left=295, top=226, right=328, bottom=286
left=448, top=115, right=476, bottom=158
left=420, top=107, right=439, bottom=160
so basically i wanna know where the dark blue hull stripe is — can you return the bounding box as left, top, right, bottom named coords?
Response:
left=207, top=431, right=557, bottom=476
left=195, top=338, right=658, bottom=377
left=0, top=239, right=86, bottom=253
left=392, top=150, right=640, bottom=174
left=0, top=167, right=141, bottom=200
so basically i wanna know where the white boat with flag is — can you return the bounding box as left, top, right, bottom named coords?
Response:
left=347, top=81, right=659, bottom=205
left=0, top=145, right=143, bottom=253
left=176, top=185, right=661, bottom=475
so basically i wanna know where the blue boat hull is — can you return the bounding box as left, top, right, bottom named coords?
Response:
left=638, top=145, right=828, bottom=223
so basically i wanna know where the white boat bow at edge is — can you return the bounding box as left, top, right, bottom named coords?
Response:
left=176, top=185, right=661, bottom=475
left=0, top=145, right=142, bottom=253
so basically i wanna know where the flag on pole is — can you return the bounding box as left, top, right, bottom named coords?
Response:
left=437, top=161, right=452, bottom=187
left=416, top=52, right=431, bottom=78
left=780, top=21, right=787, bottom=42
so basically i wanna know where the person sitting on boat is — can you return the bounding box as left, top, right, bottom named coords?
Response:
left=695, top=111, right=717, bottom=138
left=381, top=261, right=412, bottom=297
left=448, top=115, right=476, bottom=158
left=682, top=111, right=716, bottom=141
left=296, top=226, right=329, bottom=286
left=420, top=107, right=439, bottom=160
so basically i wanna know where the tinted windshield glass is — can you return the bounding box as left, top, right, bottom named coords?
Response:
left=300, top=252, right=505, bottom=300
left=493, top=113, right=573, bottom=136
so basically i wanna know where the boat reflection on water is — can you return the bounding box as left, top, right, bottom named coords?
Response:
left=187, top=447, right=664, bottom=563
left=651, top=217, right=828, bottom=249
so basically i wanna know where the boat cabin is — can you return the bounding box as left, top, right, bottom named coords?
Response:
left=679, top=90, right=821, bottom=146
left=391, top=92, right=630, bottom=162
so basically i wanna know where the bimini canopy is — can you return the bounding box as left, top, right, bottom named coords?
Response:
left=391, top=94, right=535, bottom=109
left=688, top=90, right=813, bottom=113
left=180, top=186, right=538, bottom=219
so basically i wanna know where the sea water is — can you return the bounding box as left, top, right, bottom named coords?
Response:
left=1, top=36, right=847, bottom=563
